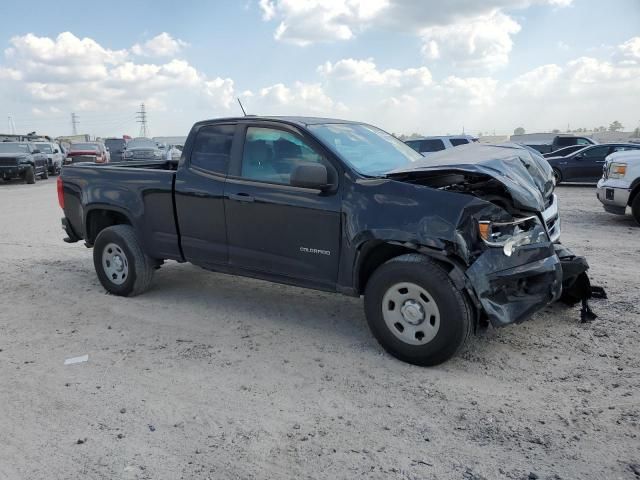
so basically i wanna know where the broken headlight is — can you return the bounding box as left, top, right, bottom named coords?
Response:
left=477, top=216, right=549, bottom=257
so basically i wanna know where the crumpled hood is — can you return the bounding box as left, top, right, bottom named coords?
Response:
left=389, top=143, right=555, bottom=212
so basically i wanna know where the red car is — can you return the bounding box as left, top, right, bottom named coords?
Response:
left=65, top=142, right=109, bottom=164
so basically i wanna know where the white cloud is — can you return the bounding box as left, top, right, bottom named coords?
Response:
left=318, top=58, right=432, bottom=89
left=131, top=32, right=189, bottom=57
left=618, top=36, right=640, bottom=62
left=260, top=0, right=389, bottom=46
left=203, top=77, right=236, bottom=109
left=420, top=11, right=522, bottom=69
left=254, top=81, right=347, bottom=114
left=259, top=0, right=571, bottom=67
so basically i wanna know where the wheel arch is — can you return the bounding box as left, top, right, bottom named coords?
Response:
left=84, top=206, right=133, bottom=245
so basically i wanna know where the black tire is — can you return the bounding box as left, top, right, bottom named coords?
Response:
left=632, top=194, right=640, bottom=226
left=552, top=168, right=562, bottom=185
left=364, top=254, right=472, bottom=366
left=24, top=166, right=36, bottom=184
left=41, top=166, right=49, bottom=179
left=93, top=225, right=155, bottom=296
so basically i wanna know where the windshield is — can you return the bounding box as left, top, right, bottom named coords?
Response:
left=71, top=143, right=99, bottom=151
left=127, top=138, right=157, bottom=149
left=0, top=143, right=29, bottom=153
left=308, top=123, right=423, bottom=176
left=35, top=143, right=53, bottom=153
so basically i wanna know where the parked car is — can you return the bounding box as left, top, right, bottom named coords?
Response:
left=511, top=133, right=597, bottom=155
left=104, top=138, right=127, bottom=162
left=122, top=137, right=163, bottom=161
left=34, top=141, right=64, bottom=175
left=596, top=150, right=640, bottom=224
left=59, top=116, right=592, bottom=366
left=65, top=142, right=109, bottom=164
left=405, top=135, right=478, bottom=155
left=0, top=141, right=48, bottom=183
left=546, top=143, right=640, bottom=184
left=166, top=144, right=183, bottom=161
left=542, top=145, right=587, bottom=158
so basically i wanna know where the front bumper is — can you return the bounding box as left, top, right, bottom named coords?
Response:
left=0, top=164, right=28, bottom=177
left=465, top=242, right=563, bottom=327
left=596, top=178, right=630, bottom=215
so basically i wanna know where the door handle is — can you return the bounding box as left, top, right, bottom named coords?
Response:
left=228, top=192, right=255, bottom=202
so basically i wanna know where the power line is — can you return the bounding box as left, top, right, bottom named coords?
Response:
left=136, top=103, right=148, bottom=137
left=71, top=112, right=79, bottom=135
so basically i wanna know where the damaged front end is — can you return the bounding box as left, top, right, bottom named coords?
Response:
left=389, top=143, right=600, bottom=327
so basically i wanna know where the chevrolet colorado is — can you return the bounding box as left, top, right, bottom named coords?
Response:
left=59, top=116, right=591, bottom=365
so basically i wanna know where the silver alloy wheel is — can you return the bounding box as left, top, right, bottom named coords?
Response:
left=102, top=242, right=129, bottom=285
left=381, top=282, right=441, bottom=346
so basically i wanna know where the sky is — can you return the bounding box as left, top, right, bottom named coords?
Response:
left=0, top=0, right=639, bottom=138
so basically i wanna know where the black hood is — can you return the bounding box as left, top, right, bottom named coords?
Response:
left=389, top=143, right=555, bottom=212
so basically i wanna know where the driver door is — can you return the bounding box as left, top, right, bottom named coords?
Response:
left=224, top=124, right=342, bottom=289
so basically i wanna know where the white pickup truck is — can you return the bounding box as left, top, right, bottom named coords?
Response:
left=596, top=150, right=640, bottom=224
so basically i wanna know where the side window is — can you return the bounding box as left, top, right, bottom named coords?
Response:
left=421, top=139, right=446, bottom=152
left=576, top=138, right=591, bottom=145
left=450, top=138, right=469, bottom=147
left=190, top=124, right=235, bottom=174
left=582, top=146, right=609, bottom=158
left=241, top=127, right=324, bottom=185
left=612, top=145, right=640, bottom=152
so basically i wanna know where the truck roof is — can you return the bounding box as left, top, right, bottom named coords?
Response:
left=193, top=116, right=361, bottom=127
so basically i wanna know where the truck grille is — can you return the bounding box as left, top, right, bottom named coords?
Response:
left=0, top=158, right=18, bottom=167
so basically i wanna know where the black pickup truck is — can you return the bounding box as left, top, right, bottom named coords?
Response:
left=59, top=116, right=591, bottom=365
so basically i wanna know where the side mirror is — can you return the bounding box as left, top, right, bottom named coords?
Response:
left=53, top=149, right=59, bottom=153
left=290, top=162, right=330, bottom=190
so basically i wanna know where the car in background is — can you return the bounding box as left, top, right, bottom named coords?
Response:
left=546, top=143, right=640, bottom=184
left=511, top=133, right=597, bottom=155
left=34, top=141, right=64, bottom=175
left=542, top=145, right=586, bottom=158
left=65, top=142, right=109, bottom=164
left=0, top=141, right=49, bottom=183
left=122, top=137, right=163, bottom=161
left=596, top=150, right=640, bottom=225
left=405, top=135, right=478, bottom=155
left=104, top=138, right=127, bottom=162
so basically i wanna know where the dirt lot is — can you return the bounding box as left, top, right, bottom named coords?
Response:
left=0, top=178, right=638, bottom=480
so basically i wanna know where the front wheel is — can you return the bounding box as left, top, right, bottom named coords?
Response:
left=93, top=225, right=155, bottom=296
left=24, top=166, right=36, bottom=184
left=364, top=254, right=472, bottom=366
left=632, top=194, right=640, bottom=226
left=552, top=168, right=562, bottom=185
left=41, top=166, right=49, bottom=179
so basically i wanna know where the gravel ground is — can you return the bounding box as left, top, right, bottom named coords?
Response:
left=0, top=178, right=638, bottom=480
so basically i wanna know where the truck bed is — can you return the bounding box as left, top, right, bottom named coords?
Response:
left=61, top=160, right=181, bottom=260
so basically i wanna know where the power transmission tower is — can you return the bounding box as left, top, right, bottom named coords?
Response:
left=71, top=113, right=79, bottom=135
left=136, top=103, right=148, bottom=137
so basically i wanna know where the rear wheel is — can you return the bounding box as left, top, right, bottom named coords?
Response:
left=93, top=225, right=155, bottom=296
left=24, top=166, right=36, bottom=184
left=552, top=168, right=562, bottom=185
left=364, top=254, right=472, bottom=366
left=632, top=194, right=640, bottom=226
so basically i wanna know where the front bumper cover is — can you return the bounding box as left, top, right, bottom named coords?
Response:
left=464, top=242, right=593, bottom=327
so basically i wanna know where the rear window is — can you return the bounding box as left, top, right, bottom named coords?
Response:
left=190, top=124, right=235, bottom=174
left=405, top=140, right=421, bottom=152
left=420, top=139, right=446, bottom=152
left=450, top=138, right=469, bottom=147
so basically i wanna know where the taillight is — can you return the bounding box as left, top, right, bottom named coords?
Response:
left=57, top=176, right=64, bottom=209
